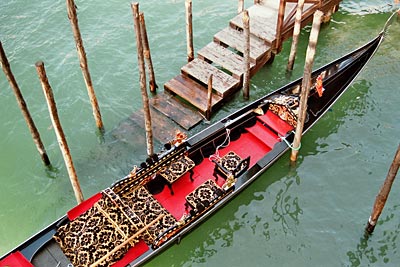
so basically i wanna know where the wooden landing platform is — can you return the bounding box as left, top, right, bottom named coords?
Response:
left=159, top=0, right=340, bottom=128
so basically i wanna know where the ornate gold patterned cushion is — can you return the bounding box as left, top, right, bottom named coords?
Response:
left=118, top=186, right=177, bottom=244
left=159, top=156, right=195, bottom=184
left=185, top=179, right=223, bottom=209
left=53, top=191, right=143, bottom=267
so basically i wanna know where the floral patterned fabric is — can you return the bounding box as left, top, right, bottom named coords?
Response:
left=54, top=191, right=143, bottom=267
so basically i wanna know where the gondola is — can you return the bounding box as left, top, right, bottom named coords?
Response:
left=0, top=27, right=385, bottom=267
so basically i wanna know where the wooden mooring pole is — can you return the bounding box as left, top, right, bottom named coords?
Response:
left=274, top=0, right=287, bottom=54
left=206, top=74, right=213, bottom=120
left=35, top=61, right=84, bottom=204
left=238, top=0, right=244, bottom=13
left=185, top=0, right=194, bottom=62
left=365, top=144, right=400, bottom=234
left=139, top=12, right=158, bottom=93
left=66, top=0, right=104, bottom=131
left=287, top=0, right=305, bottom=71
left=290, top=10, right=324, bottom=163
left=132, top=2, right=154, bottom=156
left=0, top=42, right=51, bottom=166
left=243, top=10, right=251, bottom=100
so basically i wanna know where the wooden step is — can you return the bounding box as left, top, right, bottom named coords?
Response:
left=150, top=93, right=203, bottom=130
left=181, top=58, right=240, bottom=98
left=164, top=74, right=223, bottom=115
left=114, top=105, right=185, bottom=144
left=197, top=42, right=255, bottom=80
left=230, top=3, right=297, bottom=45
left=214, top=26, right=271, bottom=65
left=246, top=120, right=280, bottom=149
left=258, top=110, right=294, bottom=137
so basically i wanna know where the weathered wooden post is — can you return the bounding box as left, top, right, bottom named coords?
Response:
left=274, top=0, right=287, bottom=54
left=290, top=10, right=324, bottom=163
left=0, top=42, right=51, bottom=166
left=366, top=144, right=400, bottom=234
left=66, top=0, right=104, bottom=131
left=243, top=10, right=251, bottom=100
left=206, top=74, right=213, bottom=120
left=238, top=0, right=244, bottom=13
left=139, top=12, right=158, bottom=93
left=35, top=61, right=84, bottom=204
left=185, top=0, right=194, bottom=62
left=287, top=0, right=305, bottom=71
left=132, top=2, right=154, bottom=156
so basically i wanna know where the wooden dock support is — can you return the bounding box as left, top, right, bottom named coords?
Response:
left=139, top=12, right=158, bottom=93
left=0, top=42, right=51, bottom=166
left=35, top=61, right=84, bottom=204
left=365, top=144, right=400, bottom=234
left=132, top=2, right=154, bottom=156
left=185, top=0, right=194, bottom=62
left=287, top=0, right=305, bottom=71
left=290, top=10, right=323, bottom=163
left=206, top=74, right=213, bottom=120
left=274, top=0, right=287, bottom=54
left=243, top=10, right=251, bottom=100
left=66, top=0, right=104, bottom=131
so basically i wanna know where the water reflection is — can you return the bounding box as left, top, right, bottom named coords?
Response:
left=347, top=204, right=399, bottom=266
left=272, top=176, right=303, bottom=234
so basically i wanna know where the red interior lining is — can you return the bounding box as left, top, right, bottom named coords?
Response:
left=0, top=251, right=34, bottom=267
left=258, top=110, right=294, bottom=136
left=154, top=132, right=270, bottom=219
left=67, top=192, right=103, bottom=220
left=110, top=239, right=149, bottom=267
left=246, top=120, right=280, bottom=149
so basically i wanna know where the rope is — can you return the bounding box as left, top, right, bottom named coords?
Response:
left=279, top=132, right=301, bottom=151
left=209, top=128, right=231, bottom=162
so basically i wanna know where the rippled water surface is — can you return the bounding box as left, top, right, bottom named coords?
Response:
left=1, top=0, right=399, bottom=266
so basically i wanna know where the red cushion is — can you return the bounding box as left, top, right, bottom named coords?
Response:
left=258, top=110, right=294, bottom=136
left=67, top=192, right=102, bottom=220
left=0, top=251, right=34, bottom=267
left=110, top=239, right=149, bottom=267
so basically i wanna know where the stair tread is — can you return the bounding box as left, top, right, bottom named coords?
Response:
left=213, top=27, right=271, bottom=63
left=197, top=42, right=255, bottom=79
left=164, top=75, right=223, bottom=114
left=181, top=58, right=240, bottom=97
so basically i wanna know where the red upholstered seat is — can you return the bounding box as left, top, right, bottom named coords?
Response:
left=67, top=192, right=102, bottom=220
left=0, top=251, right=34, bottom=267
left=258, top=110, right=294, bottom=137
left=110, top=239, right=149, bottom=267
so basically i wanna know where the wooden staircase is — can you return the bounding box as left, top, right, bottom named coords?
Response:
left=159, top=0, right=339, bottom=129
left=163, top=2, right=278, bottom=119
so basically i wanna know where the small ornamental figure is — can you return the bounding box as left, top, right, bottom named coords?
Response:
left=315, top=73, right=324, bottom=97
left=172, top=130, right=187, bottom=147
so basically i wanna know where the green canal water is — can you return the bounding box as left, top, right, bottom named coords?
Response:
left=1, top=0, right=399, bottom=266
